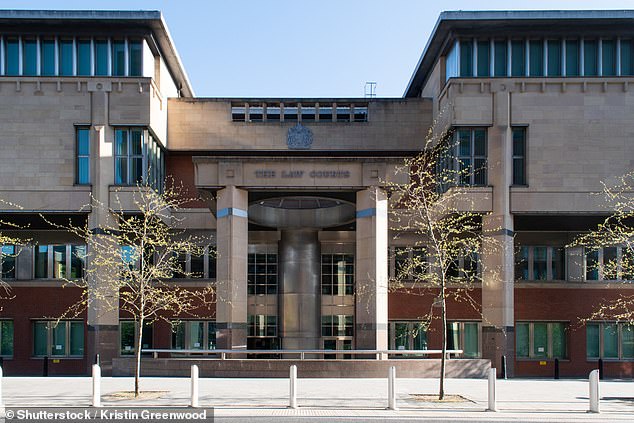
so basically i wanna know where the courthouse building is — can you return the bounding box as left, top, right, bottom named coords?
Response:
left=0, top=9, right=633, bottom=378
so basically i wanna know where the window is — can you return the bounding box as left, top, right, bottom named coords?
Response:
left=33, top=244, right=86, bottom=279
left=516, top=321, right=567, bottom=359
left=459, top=40, right=473, bottom=77
left=58, top=39, right=74, bottom=76
left=172, top=320, right=216, bottom=350
left=336, top=105, right=351, bottom=122
left=283, top=104, right=298, bottom=121
left=511, top=40, right=526, bottom=76
left=1, top=245, right=16, bottom=279
left=94, top=40, right=109, bottom=76
left=321, top=254, right=354, bottom=296
left=587, top=322, right=634, bottom=360
left=32, top=320, right=84, bottom=357
left=112, top=40, right=126, bottom=76
left=584, top=40, right=598, bottom=76
left=119, top=320, right=153, bottom=355
left=602, top=39, right=616, bottom=76
left=265, top=104, right=280, bottom=121
left=318, top=104, right=333, bottom=122
left=585, top=246, right=628, bottom=281
left=5, top=38, right=19, bottom=76
left=547, top=40, right=562, bottom=76
left=321, top=315, right=353, bottom=337
left=493, top=40, right=508, bottom=77
left=447, top=252, right=480, bottom=280
left=476, top=41, right=490, bottom=77
left=301, top=105, right=316, bottom=122
left=114, top=128, right=143, bottom=185
left=248, top=253, right=277, bottom=295
left=40, top=39, right=56, bottom=76
left=0, top=320, right=13, bottom=356
left=248, top=104, right=263, bottom=122
left=529, top=40, right=543, bottom=76
left=22, top=38, right=37, bottom=76
left=128, top=40, right=143, bottom=76
left=388, top=321, right=427, bottom=350
left=620, top=40, right=634, bottom=76
left=76, top=39, right=91, bottom=76
left=76, top=127, right=90, bottom=185
left=512, top=127, right=527, bottom=186
left=565, top=40, right=580, bottom=76
left=447, top=321, right=480, bottom=358
left=248, top=315, right=277, bottom=337
left=353, top=105, right=368, bottom=122
left=445, top=42, right=458, bottom=80
left=454, top=128, right=487, bottom=186
left=515, top=246, right=565, bottom=281
left=393, top=246, right=427, bottom=280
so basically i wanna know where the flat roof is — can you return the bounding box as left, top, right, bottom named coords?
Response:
left=0, top=9, right=194, bottom=97
left=404, top=10, right=634, bottom=98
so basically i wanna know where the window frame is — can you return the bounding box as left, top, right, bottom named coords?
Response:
left=75, top=126, right=91, bottom=185
left=391, top=246, right=428, bottom=281
left=321, top=253, right=354, bottom=296
left=1, top=244, right=17, bottom=280
left=32, top=320, right=84, bottom=358
left=585, top=246, right=628, bottom=281
left=32, top=243, right=86, bottom=280
left=516, top=321, right=568, bottom=360
left=586, top=322, right=634, bottom=361
left=452, top=127, right=488, bottom=186
left=388, top=320, right=428, bottom=351
left=171, top=320, right=217, bottom=351
left=515, top=245, right=566, bottom=281
left=119, top=319, right=153, bottom=356
left=511, top=126, right=527, bottom=186
left=446, top=321, right=482, bottom=358
left=0, top=319, right=14, bottom=357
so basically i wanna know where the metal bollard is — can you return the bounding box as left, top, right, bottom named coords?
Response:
left=95, top=354, right=100, bottom=366
left=487, top=367, right=497, bottom=412
left=589, top=369, right=600, bottom=413
left=191, top=365, right=199, bottom=408
left=92, top=364, right=101, bottom=407
left=388, top=366, right=398, bottom=410
left=554, top=358, right=560, bottom=380
left=43, top=356, right=49, bottom=377
left=501, top=355, right=507, bottom=380
left=598, top=358, right=604, bottom=380
left=289, top=365, right=298, bottom=409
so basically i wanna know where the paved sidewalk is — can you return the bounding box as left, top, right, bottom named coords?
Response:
left=2, top=376, right=633, bottom=422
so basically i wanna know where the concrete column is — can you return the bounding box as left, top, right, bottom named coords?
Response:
left=216, top=186, right=249, bottom=349
left=481, top=89, right=515, bottom=377
left=355, top=187, right=388, bottom=351
left=278, top=229, right=321, bottom=350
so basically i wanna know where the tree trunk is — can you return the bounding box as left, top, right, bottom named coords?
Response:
left=134, top=318, right=144, bottom=397
left=439, top=280, right=447, bottom=400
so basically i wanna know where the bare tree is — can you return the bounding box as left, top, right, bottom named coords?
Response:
left=570, top=171, right=634, bottom=323
left=46, top=182, right=215, bottom=397
left=387, top=124, right=498, bottom=400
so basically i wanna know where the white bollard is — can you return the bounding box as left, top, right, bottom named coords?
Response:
left=589, top=369, right=600, bottom=413
left=191, top=365, right=199, bottom=408
left=487, top=367, right=496, bottom=412
left=289, top=365, right=298, bottom=409
left=388, top=366, right=398, bottom=410
left=91, top=364, right=101, bottom=407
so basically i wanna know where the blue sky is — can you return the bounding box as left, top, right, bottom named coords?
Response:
left=1, top=0, right=633, bottom=97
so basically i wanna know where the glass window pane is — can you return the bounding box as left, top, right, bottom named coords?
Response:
left=622, top=324, right=634, bottom=359
left=445, top=42, right=458, bottom=80
left=172, top=322, right=185, bottom=349
left=446, top=322, right=460, bottom=350
left=112, top=40, right=125, bottom=76
left=53, top=245, right=66, bottom=278
left=533, top=247, right=547, bottom=280
left=141, top=322, right=152, bottom=350
left=584, top=40, right=598, bottom=76
left=459, top=40, right=473, bottom=77
left=394, top=323, right=409, bottom=349
left=70, top=321, right=84, bottom=356
left=603, top=247, right=618, bottom=280
left=620, top=40, right=633, bottom=76
left=515, top=246, right=529, bottom=280
left=565, top=40, right=580, bottom=76
left=477, top=41, right=490, bottom=77
left=115, top=158, right=128, bottom=185
left=494, top=41, right=507, bottom=76
left=130, top=130, right=143, bottom=155
left=76, top=40, right=91, bottom=76
left=77, top=129, right=90, bottom=156
left=473, top=129, right=486, bottom=156
left=547, top=40, right=562, bottom=76
left=94, top=40, right=109, bottom=75
left=51, top=323, right=66, bottom=356
left=603, top=323, right=618, bottom=358
left=190, top=321, right=204, bottom=349
left=1, top=245, right=16, bottom=279
left=552, top=247, right=565, bottom=280
left=59, top=39, right=74, bottom=76
left=463, top=323, right=479, bottom=358
left=33, top=322, right=48, bottom=356
left=35, top=245, right=49, bottom=278
left=129, top=41, right=143, bottom=76
left=70, top=245, right=86, bottom=278
left=207, top=322, right=216, bottom=349
left=413, top=323, right=427, bottom=350
left=529, top=40, right=543, bottom=76
left=513, top=158, right=525, bottom=186
left=511, top=40, right=526, bottom=76
left=516, top=323, right=530, bottom=357
left=533, top=323, right=548, bottom=358
left=1, top=321, right=14, bottom=356
left=551, top=323, right=566, bottom=358
left=120, top=321, right=135, bottom=354
left=5, top=39, right=20, bottom=75
left=602, top=40, right=616, bottom=76
left=586, top=249, right=599, bottom=280
left=23, top=39, right=37, bottom=76
left=115, top=129, right=128, bottom=156
left=40, top=39, right=56, bottom=76
left=586, top=324, right=600, bottom=358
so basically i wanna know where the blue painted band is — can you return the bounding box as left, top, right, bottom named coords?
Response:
left=217, top=207, right=248, bottom=219
left=356, top=208, right=376, bottom=218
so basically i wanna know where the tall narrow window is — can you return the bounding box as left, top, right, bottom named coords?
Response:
left=494, top=40, right=508, bottom=76
left=584, top=40, right=598, bottom=76
left=58, top=39, right=74, bottom=76
left=94, top=40, right=109, bottom=76
left=565, top=40, right=580, bottom=76
left=112, top=40, right=126, bottom=76
left=547, top=40, right=562, bottom=76
left=115, top=128, right=144, bottom=185
left=454, top=128, right=487, bottom=186
left=511, top=40, right=526, bottom=76
left=476, top=41, right=490, bottom=77
left=40, top=39, right=56, bottom=76
left=447, top=321, right=481, bottom=358
left=5, top=38, right=19, bottom=75
left=34, top=245, right=48, bottom=279
left=76, top=127, right=90, bottom=185
left=529, top=40, right=543, bottom=76
left=0, top=321, right=14, bottom=356
left=445, top=42, right=458, bottom=80
left=76, top=39, right=91, bottom=76
left=459, top=40, right=473, bottom=77
left=620, top=40, right=633, bottom=76
left=602, top=39, right=616, bottom=76
left=128, top=40, right=143, bottom=76
left=1, top=245, right=16, bottom=279
left=22, top=38, right=37, bottom=76
left=512, top=127, right=526, bottom=185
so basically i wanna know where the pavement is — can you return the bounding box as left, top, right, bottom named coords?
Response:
left=1, top=376, right=633, bottom=422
